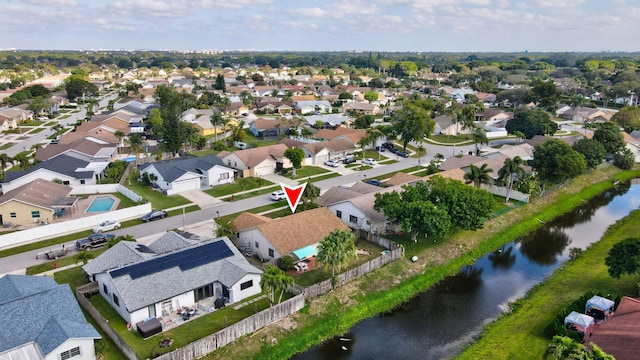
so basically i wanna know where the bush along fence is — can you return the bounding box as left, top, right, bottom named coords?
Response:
left=76, top=283, right=141, bottom=360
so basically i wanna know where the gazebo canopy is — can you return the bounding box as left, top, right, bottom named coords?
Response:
left=564, top=311, right=595, bottom=329
left=292, top=245, right=317, bottom=261
left=586, top=295, right=615, bottom=313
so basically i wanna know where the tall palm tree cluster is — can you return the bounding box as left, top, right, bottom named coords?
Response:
left=464, top=156, right=527, bottom=203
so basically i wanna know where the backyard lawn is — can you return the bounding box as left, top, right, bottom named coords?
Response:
left=125, top=172, right=190, bottom=209
left=285, top=166, right=330, bottom=179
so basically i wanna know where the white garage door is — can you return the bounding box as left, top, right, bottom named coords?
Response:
left=315, top=153, right=328, bottom=164
left=254, top=164, right=274, bottom=176
left=169, top=178, right=200, bottom=194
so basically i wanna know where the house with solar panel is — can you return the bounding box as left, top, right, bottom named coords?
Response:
left=82, top=232, right=262, bottom=331
left=0, top=274, right=101, bottom=360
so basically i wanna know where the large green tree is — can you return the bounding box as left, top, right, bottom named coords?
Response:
left=464, top=163, right=493, bottom=189
left=374, top=185, right=451, bottom=242
left=505, top=108, right=557, bottom=139
left=392, top=102, right=433, bottom=151
left=284, top=147, right=304, bottom=178
left=301, top=183, right=320, bottom=211
left=532, top=139, right=586, bottom=188
left=605, top=236, right=640, bottom=290
left=531, top=80, right=560, bottom=111
left=424, top=177, right=493, bottom=231
left=316, top=229, right=357, bottom=279
left=64, top=76, right=98, bottom=101
left=572, top=138, right=606, bottom=169
left=612, top=106, right=640, bottom=130
left=614, top=147, right=635, bottom=170
left=593, top=121, right=625, bottom=155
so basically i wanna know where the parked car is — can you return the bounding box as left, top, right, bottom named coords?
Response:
left=141, top=209, right=168, bottom=222
left=365, top=179, right=382, bottom=187
left=389, top=147, right=399, bottom=154
left=324, top=159, right=340, bottom=167
left=343, top=156, right=357, bottom=164
left=397, top=151, right=410, bottom=158
left=76, top=233, right=116, bottom=250
left=271, top=190, right=286, bottom=201
left=375, top=146, right=386, bottom=152
left=92, top=220, right=121, bottom=233
left=362, top=158, right=377, bottom=165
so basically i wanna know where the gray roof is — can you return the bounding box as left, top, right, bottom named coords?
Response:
left=147, top=231, right=198, bottom=254
left=3, top=154, right=94, bottom=182
left=0, top=275, right=100, bottom=356
left=139, top=155, right=232, bottom=183
left=103, top=235, right=262, bottom=312
left=82, top=241, right=154, bottom=277
left=317, top=186, right=363, bottom=207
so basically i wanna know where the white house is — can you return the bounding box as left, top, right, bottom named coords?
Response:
left=294, top=100, right=332, bottom=114
left=138, top=155, right=235, bottom=195
left=0, top=275, right=100, bottom=360
left=233, top=207, right=350, bottom=262
left=218, top=144, right=291, bottom=177
left=83, top=233, right=262, bottom=330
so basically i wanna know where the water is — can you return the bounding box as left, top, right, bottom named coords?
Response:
left=87, top=196, right=115, bottom=212
left=294, top=182, right=639, bottom=360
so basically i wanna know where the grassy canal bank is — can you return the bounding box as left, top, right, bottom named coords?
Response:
left=205, top=166, right=640, bottom=360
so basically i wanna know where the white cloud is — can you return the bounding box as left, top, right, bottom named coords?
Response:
left=327, top=0, right=381, bottom=15
left=22, top=0, right=77, bottom=6
left=464, top=0, right=492, bottom=5
left=534, top=0, right=585, bottom=7
left=286, top=7, right=328, bottom=18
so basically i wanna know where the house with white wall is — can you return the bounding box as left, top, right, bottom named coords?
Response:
left=217, top=144, right=291, bottom=177
left=0, top=275, right=100, bottom=360
left=233, top=207, right=350, bottom=262
left=83, top=233, right=262, bottom=330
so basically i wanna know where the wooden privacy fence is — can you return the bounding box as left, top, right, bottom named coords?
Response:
left=76, top=283, right=141, bottom=360
left=303, top=246, right=403, bottom=299
left=155, top=294, right=305, bottom=360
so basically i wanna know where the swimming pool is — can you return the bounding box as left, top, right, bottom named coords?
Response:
left=87, top=196, right=115, bottom=212
left=123, top=157, right=137, bottom=162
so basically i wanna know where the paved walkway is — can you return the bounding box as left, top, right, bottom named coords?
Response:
left=180, top=189, right=223, bottom=209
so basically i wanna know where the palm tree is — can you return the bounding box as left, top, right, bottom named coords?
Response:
left=260, top=265, right=294, bottom=307
left=464, top=163, right=493, bottom=189
left=209, top=112, right=223, bottom=143
left=12, top=153, right=31, bottom=171
left=75, top=250, right=94, bottom=265
left=544, top=336, right=589, bottom=360
left=125, top=133, right=145, bottom=165
left=0, top=154, right=13, bottom=181
left=316, top=229, right=357, bottom=280
left=114, top=130, right=125, bottom=154
left=471, top=127, right=489, bottom=155
left=301, top=183, right=320, bottom=211
left=444, top=101, right=461, bottom=141
left=497, top=156, right=526, bottom=203
left=52, top=123, right=64, bottom=137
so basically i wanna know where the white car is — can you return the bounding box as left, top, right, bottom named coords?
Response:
left=270, top=190, right=286, bottom=201
left=362, top=158, right=377, bottom=165
left=92, top=220, right=121, bottom=233
left=324, top=159, right=340, bottom=167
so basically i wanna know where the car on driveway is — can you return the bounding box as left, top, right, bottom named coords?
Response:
left=92, top=220, right=121, bottom=233
left=365, top=179, right=382, bottom=187
left=270, top=190, right=286, bottom=201
left=141, top=209, right=168, bottom=222
left=76, top=233, right=116, bottom=250
left=324, top=159, right=340, bottom=167
left=397, top=151, right=410, bottom=158
left=342, top=156, right=356, bottom=164
left=362, top=158, right=377, bottom=165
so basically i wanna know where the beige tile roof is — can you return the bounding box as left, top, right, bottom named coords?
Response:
left=316, top=127, right=366, bottom=143
left=228, top=144, right=288, bottom=168
left=232, top=212, right=272, bottom=232
left=424, top=168, right=468, bottom=183
left=439, top=155, right=485, bottom=171
left=303, top=138, right=356, bottom=154
left=257, top=207, right=350, bottom=255
left=386, top=172, right=423, bottom=186
left=0, top=179, right=72, bottom=209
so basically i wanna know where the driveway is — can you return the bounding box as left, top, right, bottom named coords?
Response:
left=179, top=190, right=223, bottom=209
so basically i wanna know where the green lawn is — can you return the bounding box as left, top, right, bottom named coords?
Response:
left=27, top=127, right=45, bottom=134
left=299, top=173, right=341, bottom=184
left=58, top=115, right=71, bottom=120
left=0, top=143, right=13, bottom=150
left=222, top=186, right=280, bottom=201
left=22, top=120, right=47, bottom=126
left=427, top=134, right=472, bottom=144
left=88, top=291, right=273, bottom=359
left=242, top=130, right=281, bottom=148
left=190, top=148, right=220, bottom=157
left=204, top=178, right=275, bottom=197
left=54, top=265, right=89, bottom=291
left=45, top=121, right=57, bottom=126
left=125, top=173, right=190, bottom=209
left=285, top=166, right=330, bottom=179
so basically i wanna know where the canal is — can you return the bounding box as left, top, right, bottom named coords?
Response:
left=293, top=182, right=639, bottom=360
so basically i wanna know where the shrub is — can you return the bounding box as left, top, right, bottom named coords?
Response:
left=280, top=255, right=294, bottom=271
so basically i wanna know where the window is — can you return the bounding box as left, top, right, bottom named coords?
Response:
left=349, top=215, right=358, bottom=224
left=148, top=304, right=156, bottom=318
left=240, top=280, right=253, bottom=290
left=80, top=180, right=86, bottom=184
left=255, top=241, right=259, bottom=248
left=113, top=294, right=119, bottom=306
left=62, top=181, right=70, bottom=185
left=10, top=212, right=16, bottom=218
left=268, top=248, right=274, bottom=257
left=220, top=172, right=229, bottom=180
left=60, top=347, right=80, bottom=360
left=103, top=284, right=108, bottom=295
left=31, top=211, right=40, bottom=219
left=336, top=210, right=342, bottom=219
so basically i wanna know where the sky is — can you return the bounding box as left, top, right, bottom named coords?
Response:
left=1, top=0, right=638, bottom=52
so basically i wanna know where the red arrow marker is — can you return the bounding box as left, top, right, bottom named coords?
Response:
left=281, top=182, right=307, bottom=214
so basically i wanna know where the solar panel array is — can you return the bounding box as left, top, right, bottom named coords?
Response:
left=110, top=240, right=233, bottom=279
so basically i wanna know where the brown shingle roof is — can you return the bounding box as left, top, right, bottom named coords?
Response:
left=316, top=128, right=366, bottom=143
left=438, top=155, right=485, bottom=171
left=225, top=144, right=288, bottom=168
left=386, top=172, right=423, bottom=186
left=0, top=179, right=72, bottom=209
left=316, top=187, right=363, bottom=207
left=590, top=297, right=640, bottom=360
left=232, top=212, right=272, bottom=232
left=424, top=168, right=468, bottom=183
left=303, top=139, right=356, bottom=154
left=257, top=207, right=350, bottom=255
